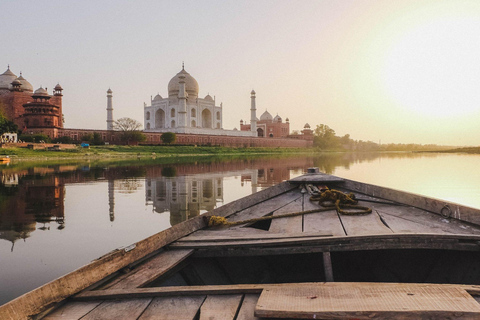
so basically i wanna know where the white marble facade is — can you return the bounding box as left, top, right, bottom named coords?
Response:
left=144, top=66, right=255, bottom=137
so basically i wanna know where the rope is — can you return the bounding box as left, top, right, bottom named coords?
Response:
left=206, top=188, right=372, bottom=227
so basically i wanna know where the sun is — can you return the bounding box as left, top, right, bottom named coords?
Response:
left=381, top=16, right=480, bottom=118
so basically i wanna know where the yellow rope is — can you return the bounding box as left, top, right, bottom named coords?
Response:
left=206, top=188, right=372, bottom=227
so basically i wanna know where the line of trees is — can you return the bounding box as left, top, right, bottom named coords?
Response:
left=313, top=124, right=453, bottom=151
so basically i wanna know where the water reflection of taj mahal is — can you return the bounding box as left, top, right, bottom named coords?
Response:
left=145, top=174, right=224, bottom=226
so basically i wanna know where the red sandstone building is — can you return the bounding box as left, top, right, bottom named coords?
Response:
left=0, top=66, right=63, bottom=137
left=240, top=110, right=290, bottom=138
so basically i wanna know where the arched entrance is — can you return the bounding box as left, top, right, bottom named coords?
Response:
left=202, top=109, right=212, bottom=128
left=257, top=128, right=264, bottom=137
left=155, top=109, right=165, bottom=128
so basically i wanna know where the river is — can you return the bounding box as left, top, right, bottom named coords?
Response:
left=1, top=152, right=479, bottom=305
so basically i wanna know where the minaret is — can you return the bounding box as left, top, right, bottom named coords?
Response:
left=250, top=90, right=257, bottom=133
left=178, top=74, right=187, bottom=127
left=106, top=88, right=114, bottom=130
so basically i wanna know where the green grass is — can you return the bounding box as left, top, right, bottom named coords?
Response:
left=0, top=144, right=314, bottom=160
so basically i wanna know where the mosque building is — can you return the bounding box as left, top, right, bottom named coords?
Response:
left=0, top=66, right=63, bottom=137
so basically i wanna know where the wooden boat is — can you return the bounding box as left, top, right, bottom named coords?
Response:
left=3, top=169, right=480, bottom=319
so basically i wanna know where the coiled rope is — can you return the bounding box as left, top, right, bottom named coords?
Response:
left=206, top=187, right=372, bottom=227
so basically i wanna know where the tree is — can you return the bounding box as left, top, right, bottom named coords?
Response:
left=113, top=117, right=146, bottom=144
left=313, top=124, right=338, bottom=149
left=161, top=132, right=176, bottom=144
left=0, top=112, right=18, bottom=136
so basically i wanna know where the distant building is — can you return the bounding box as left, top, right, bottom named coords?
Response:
left=240, top=109, right=290, bottom=138
left=0, top=66, right=63, bottom=136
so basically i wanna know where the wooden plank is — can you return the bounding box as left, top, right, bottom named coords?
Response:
left=179, top=228, right=269, bottom=241
left=43, top=301, right=102, bottom=319
left=236, top=294, right=261, bottom=320
left=303, top=194, right=346, bottom=236
left=106, top=249, right=193, bottom=289
left=199, top=294, right=243, bottom=320
left=373, top=204, right=480, bottom=235
left=178, top=231, right=332, bottom=242
left=228, top=189, right=302, bottom=229
left=73, top=282, right=480, bottom=301
left=288, top=173, right=344, bottom=184
left=81, top=298, right=152, bottom=320
left=255, top=283, right=480, bottom=319
left=0, top=180, right=294, bottom=320
left=342, top=178, right=480, bottom=227
left=138, top=296, right=206, bottom=320
left=338, top=200, right=393, bottom=236
left=269, top=196, right=304, bottom=233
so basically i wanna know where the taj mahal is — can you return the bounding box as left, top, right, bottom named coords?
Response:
left=143, top=65, right=256, bottom=137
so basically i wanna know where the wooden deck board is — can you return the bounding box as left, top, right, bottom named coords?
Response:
left=199, top=294, right=243, bottom=320
left=338, top=200, right=393, bottom=236
left=42, top=301, right=102, bottom=320
left=268, top=196, right=303, bottom=233
left=373, top=204, right=480, bottom=235
left=228, top=189, right=302, bottom=229
left=255, top=283, right=480, bottom=319
left=303, top=194, right=346, bottom=236
left=138, top=296, right=205, bottom=320
left=177, top=231, right=332, bottom=242
left=105, top=249, right=193, bottom=289
left=81, top=298, right=152, bottom=320
left=236, top=294, right=261, bottom=320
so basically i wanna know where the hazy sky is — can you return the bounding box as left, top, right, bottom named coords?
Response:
left=2, top=0, right=480, bottom=146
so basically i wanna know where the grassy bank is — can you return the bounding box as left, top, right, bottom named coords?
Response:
left=0, top=144, right=314, bottom=161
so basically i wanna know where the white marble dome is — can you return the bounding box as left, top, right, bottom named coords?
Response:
left=273, top=114, right=282, bottom=122
left=168, top=68, right=199, bottom=97
left=260, top=110, right=273, bottom=122
left=0, top=67, right=17, bottom=90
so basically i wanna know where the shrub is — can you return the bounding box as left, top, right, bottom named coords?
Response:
left=161, top=132, right=176, bottom=144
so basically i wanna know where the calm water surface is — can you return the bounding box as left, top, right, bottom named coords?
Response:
left=1, top=152, right=479, bottom=305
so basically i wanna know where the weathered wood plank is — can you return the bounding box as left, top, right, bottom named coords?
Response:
left=255, top=283, right=480, bottom=319
left=268, top=196, right=303, bottom=233
left=288, top=173, right=344, bottom=184
left=138, top=296, right=205, bottom=320
left=228, top=189, right=302, bottom=229
left=179, top=228, right=269, bottom=241
left=73, top=282, right=480, bottom=302
left=106, top=249, right=193, bottom=289
left=373, top=204, right=480, bottom=235
left=0, top=180, right=294, bottom=320
left=236, top=294, right=261, bottom=320
left=42, top=301, right=102, bottom=320
left=81, top=298, right=152, bottom=320
left=178, top=231, right=332, bottom=242
left=303, top=194, right=346, bottom=236
left=338, top=200, right=393, bottom=236
left=199, top=294, right=243, bottom=320
left=342, top=178, right=480, bottom=227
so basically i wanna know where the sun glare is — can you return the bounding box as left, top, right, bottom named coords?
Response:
left=382, top=16, right=480, bottom=117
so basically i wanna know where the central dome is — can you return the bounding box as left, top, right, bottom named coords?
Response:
left=168, top=68, right=199, bottom=97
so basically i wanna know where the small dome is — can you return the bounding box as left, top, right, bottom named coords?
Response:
left=204, top=94, right=213, bottom=101
left=107, top=88, right=112, bottom=94
left=251, top=90, right=256, bottom=95
left=33, top=87, right=49, bottom=97
left=260, top=110, right=273, bottom=122
left=11, top=79, right=21, bottom=86
left=286, top=118, right=289, bottom=122
left=54, top=83, right=63, bottom=91
left=304, top=123, right=311, bottom=129
left=0, top=66, right=17, bottom=90
left=17, top=74, right=34, bottom=92
left=273, top=114, right=282, bottom=123
left=153, top=93, right=162, bottom=101
left=168, top=67, right=199, bottom=97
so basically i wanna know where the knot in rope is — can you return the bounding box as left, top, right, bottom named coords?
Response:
left=310, top=189, right=372, bottom=215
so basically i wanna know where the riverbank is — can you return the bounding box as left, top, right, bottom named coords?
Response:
left=0, top=144, right=315, bottom=161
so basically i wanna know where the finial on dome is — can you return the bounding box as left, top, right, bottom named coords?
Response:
left=182, top=61, right=184, bottom=70
left=7, top=64, right=10, bottom=70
